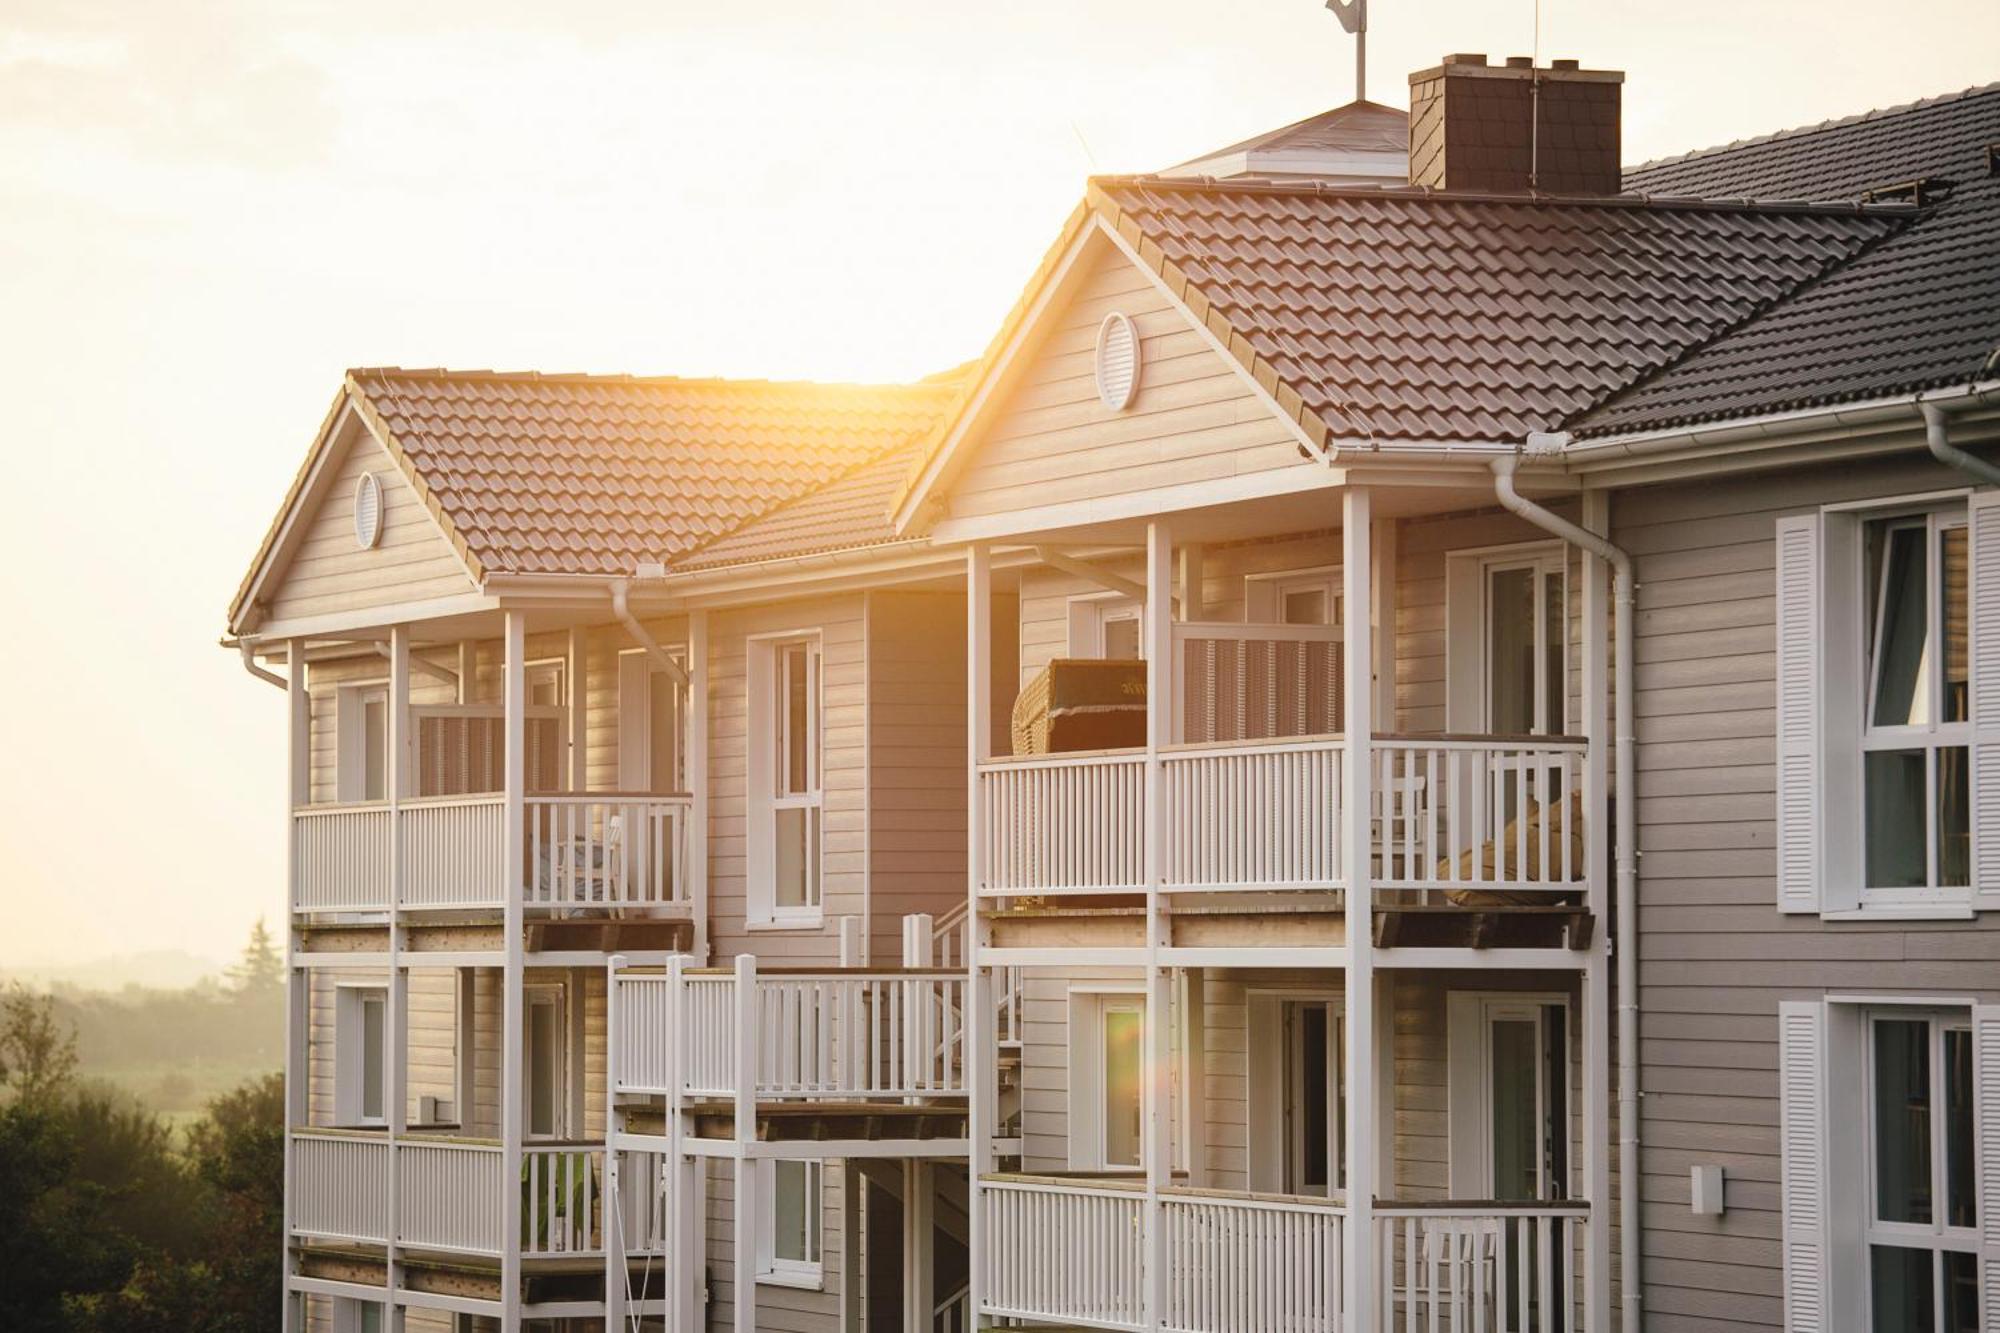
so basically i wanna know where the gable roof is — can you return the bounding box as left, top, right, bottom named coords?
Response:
left=230, top=368, right=955, bottom=630
left=676, top=442, right=926, bottom=571
left=1162, top=99, right=1410, bottom=181
left=1571, top=82, right=2000, bottom=437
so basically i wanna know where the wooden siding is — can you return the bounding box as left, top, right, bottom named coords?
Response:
left=866, top=591, right=971, bottom=965
left=943, top=242, right=1308, bottom=524
left=265, top=423, right=473, bottom=626
left=1617, top=451, right=2000, bottom=1332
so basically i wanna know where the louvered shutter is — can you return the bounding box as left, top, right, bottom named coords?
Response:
left=1775, top=515, right=1822, bottom=913
left=1969, top=493, right=2000, bottom=910
left=1777, top=1000, right=1829, bottom=1333
left=1974, top=1005, right=2000, bottom=1320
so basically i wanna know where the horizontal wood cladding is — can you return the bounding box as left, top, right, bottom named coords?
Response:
left=266, top=424, right=474, bottom=626
left=1618, top=450, right=2000, bottom=1329
left=944, top=242, right=1306, bottom=523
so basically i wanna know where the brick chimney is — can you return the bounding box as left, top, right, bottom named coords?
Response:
left=1407, top=54, right=1624, bottom=195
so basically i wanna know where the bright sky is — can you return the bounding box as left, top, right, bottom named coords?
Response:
left=1, top=0, right=1993, bottom=969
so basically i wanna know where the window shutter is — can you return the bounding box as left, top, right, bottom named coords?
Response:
left=1774, top=515, right=1822, bottom=914
left=1777, top=1000, right=1829, bottom=1333
left=1974, top=1004, right=2000, bottom=1322
left=1969, top=493, right=2000, bottom=911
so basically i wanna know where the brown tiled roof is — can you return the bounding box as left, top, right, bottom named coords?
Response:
left=676, top=443, right=925, bottom=571
left=348, top=368, right=954, bottom=577
left=1089, top=178, right=1907, bottom=445
left=1573, top=82, right=2000, bottom=437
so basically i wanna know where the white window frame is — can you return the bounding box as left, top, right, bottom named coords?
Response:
left=1245, top=564, right=1344, bottom=628
left=747, top=631, right=824, bottom=928
left=1853, top=503, right=1972, bottom=909
left=1246, top=987, right=1346, bottom=1197
left=333, top=1298, right=385, bottom=1333
left=1067, top=986, right=1150, bottom=1172
left=526, top=657, right=566, bottom=710
left=1859, top=1006, right=1980, bottom=1328
left=617, top=645, right=688, bottom=795
left=1068, top=591, right=1145, bottom=660
left=335, top=680, right=390, bottom=804
left=523, top=983, right=568, bottom=1141
left=334, top=981, right=388, bottom=1128
left=1446, top=991, right=1573, bottom=1199
left=756, top=1158, right=824, bottom=1289
left=1444, top=541, right=1568, bottom=735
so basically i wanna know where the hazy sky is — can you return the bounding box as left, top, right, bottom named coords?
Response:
left=1, top=0, right=1994, bottom=969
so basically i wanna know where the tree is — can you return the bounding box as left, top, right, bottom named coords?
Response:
left=225, top=918, right=282, bottom=1002
left=0, top=984, right=80, bottom=1107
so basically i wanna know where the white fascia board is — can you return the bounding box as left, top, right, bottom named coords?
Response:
left=249, top=592, right=501, bottom=644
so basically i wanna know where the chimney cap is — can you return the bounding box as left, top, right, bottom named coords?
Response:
left=1505, top=56, right=1534, bottom=69
left=1442, top=53, right=1489, bottom=66
left=1550, top=58, right=1580, bottom=71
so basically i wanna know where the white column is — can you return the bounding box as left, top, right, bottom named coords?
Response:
left=500, top=611, right=527, bottom=1331
left=568, top=626, right=588, bottom=794
left=1181, top=968, right=1207, bottom=1188
left=1143, top=520, right=1174, bottom=1330
left=732, top=952, right=759, bottom=1333
left=282, top=639, right=308, bottom=1333
left=1341, top=489, right=1376, bottom=1333
left=1371, top=518, right=1398, bottom=725
left=604, top=954, right=628, bottom=1330
left=689, top=610, right=711, bottom=961
left=385, top=626, right=410, bottom=1310
left=965, top=544, right=995, bottom=1329
left=1179, top=541, right=1205, bottom=622
left=667, top=954, right=694, bottom=1333
left=902, top=1159, right=935, bottom=1333
left=1581, top=489, right=1613, bottom=1333
left=841, top=1159, right=864, bottom=1332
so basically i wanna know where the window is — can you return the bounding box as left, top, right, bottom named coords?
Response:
left=335, top=984, right=387, bottom=1127
left=1068, top=593, right=1144, bottom=660
left=757, top=1159, right=822, bottom=1287
left=1443, top=544, right=1566, bottom=736
left=748, top=634, right=822, bottom=924
left=527, top=660, right=565, bottom=710
left=1447, top=993, right=1571, bottom=1201
left=1067, top=990, right=1148, bottom=1171
left=334, top=1299, right=385, bottom=1333
left=336, top=683, right=390, bottom=802
left=1865, top=1013, right=1980, bottom=1333
left=1245, top=566, right=1344, bottom=629
left=618, top=648, right=687, bottom=795
left=1861, top=511, right=1971, bottom=901
left=1284, top=999, right=1344, bottom=1196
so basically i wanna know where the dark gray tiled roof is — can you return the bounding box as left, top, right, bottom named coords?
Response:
left=1572, top=83, right=2000, bottom=437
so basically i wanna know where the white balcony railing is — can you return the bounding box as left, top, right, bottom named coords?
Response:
left=290, top=793, right=693, bottom=914
left=612, top=962, right=969, bottom=1102
left=1162, top=1189, right=1346, bottom=1332
left=976, top=733, right=1589, bottom=902
left=1374, top=1202, right=1587, bottom=1333
left=293, top=805, right=393, bottom=912
left=397, top=1138, right=506, bottom=1253
left=981, top=1176, right=1147, bottom=1329
left=290, top=1131, right=391, bottom=1243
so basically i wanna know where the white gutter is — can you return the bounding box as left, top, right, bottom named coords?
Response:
left=609, top=577, right=688, bottom=687
left=1491, top=455, right=1641, bottom=1333
left=240, top=640, right=286, bottom=690
left=1919, top=395, right=2000, bottom=486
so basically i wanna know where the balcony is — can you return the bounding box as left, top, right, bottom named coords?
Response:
left=291, top=793, right=693, bottom=918
left=978, top=1174, right=1587, bottom=1333
left=288, top=1131, right=670, bottom=1261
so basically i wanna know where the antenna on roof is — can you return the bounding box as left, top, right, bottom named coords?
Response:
left=1325, top=0, right=1367, bottom=102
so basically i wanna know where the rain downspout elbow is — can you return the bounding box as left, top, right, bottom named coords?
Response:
left=609, top=577, right=689, bottom=687
left=240, top=640, right=286, bottom=690
left=1920, top=398, right=2000, bottom=487
left=1492, top=455, right=1642, bottom=1333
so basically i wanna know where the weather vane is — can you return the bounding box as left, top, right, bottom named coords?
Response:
left=1326, top=0, right=1367, bottom=102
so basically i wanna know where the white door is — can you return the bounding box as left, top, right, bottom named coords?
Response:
left=618, top=649, right=684, bottom=794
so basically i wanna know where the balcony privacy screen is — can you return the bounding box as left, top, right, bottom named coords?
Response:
left=1180, top=633, right=1343, bottom=744
left=414, top=711, right=563, bottom=796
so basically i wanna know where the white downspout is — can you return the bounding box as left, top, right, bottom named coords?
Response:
left=1920, top=397, right=2000, bottom=487
left=1491, top=455, right=1641, bottom=1333
left=239, top=640, right=287, bottom=689
left=608, top=577, right=688, bottom=687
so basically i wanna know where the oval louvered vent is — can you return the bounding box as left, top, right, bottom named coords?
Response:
left=354, top=472, right=384, bottom=550
left=1094, top=312, right=1141, bottom=411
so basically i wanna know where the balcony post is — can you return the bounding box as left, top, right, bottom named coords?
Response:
left=1581, top=489, right=1613, bottom=1333
left=1181, top=967, right=1206, bottom=1188
left=690, top=609, right=711, bottom=960
left=500, top=609, right=527, bottom=1330
left=902, top=1158, right=935, bottom=1333
left=567, top=626, right=588, bottom=794
left=668, top=953, right=695, bottom=1333
left=732, top=951, right=758, bottom=1333
left=385, top=624, right=410, bottom=1313
left=1143, top=519, right=1173, bottom=1330
left=281, top=638, right=307, bottom=1333
left=1341, top=489, right=1377, bottom=1333
left=965, top=543, right=994, bottom=1327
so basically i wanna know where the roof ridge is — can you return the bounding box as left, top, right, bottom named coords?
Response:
left=1625, top=80, right=2000, bottom=176
left=1088, top=174, right=1924, bottom=216
left=348, top=365, right=955, bottom=394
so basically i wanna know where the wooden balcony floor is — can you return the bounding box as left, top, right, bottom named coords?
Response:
left=984, top=895, right=1592, bottom=951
